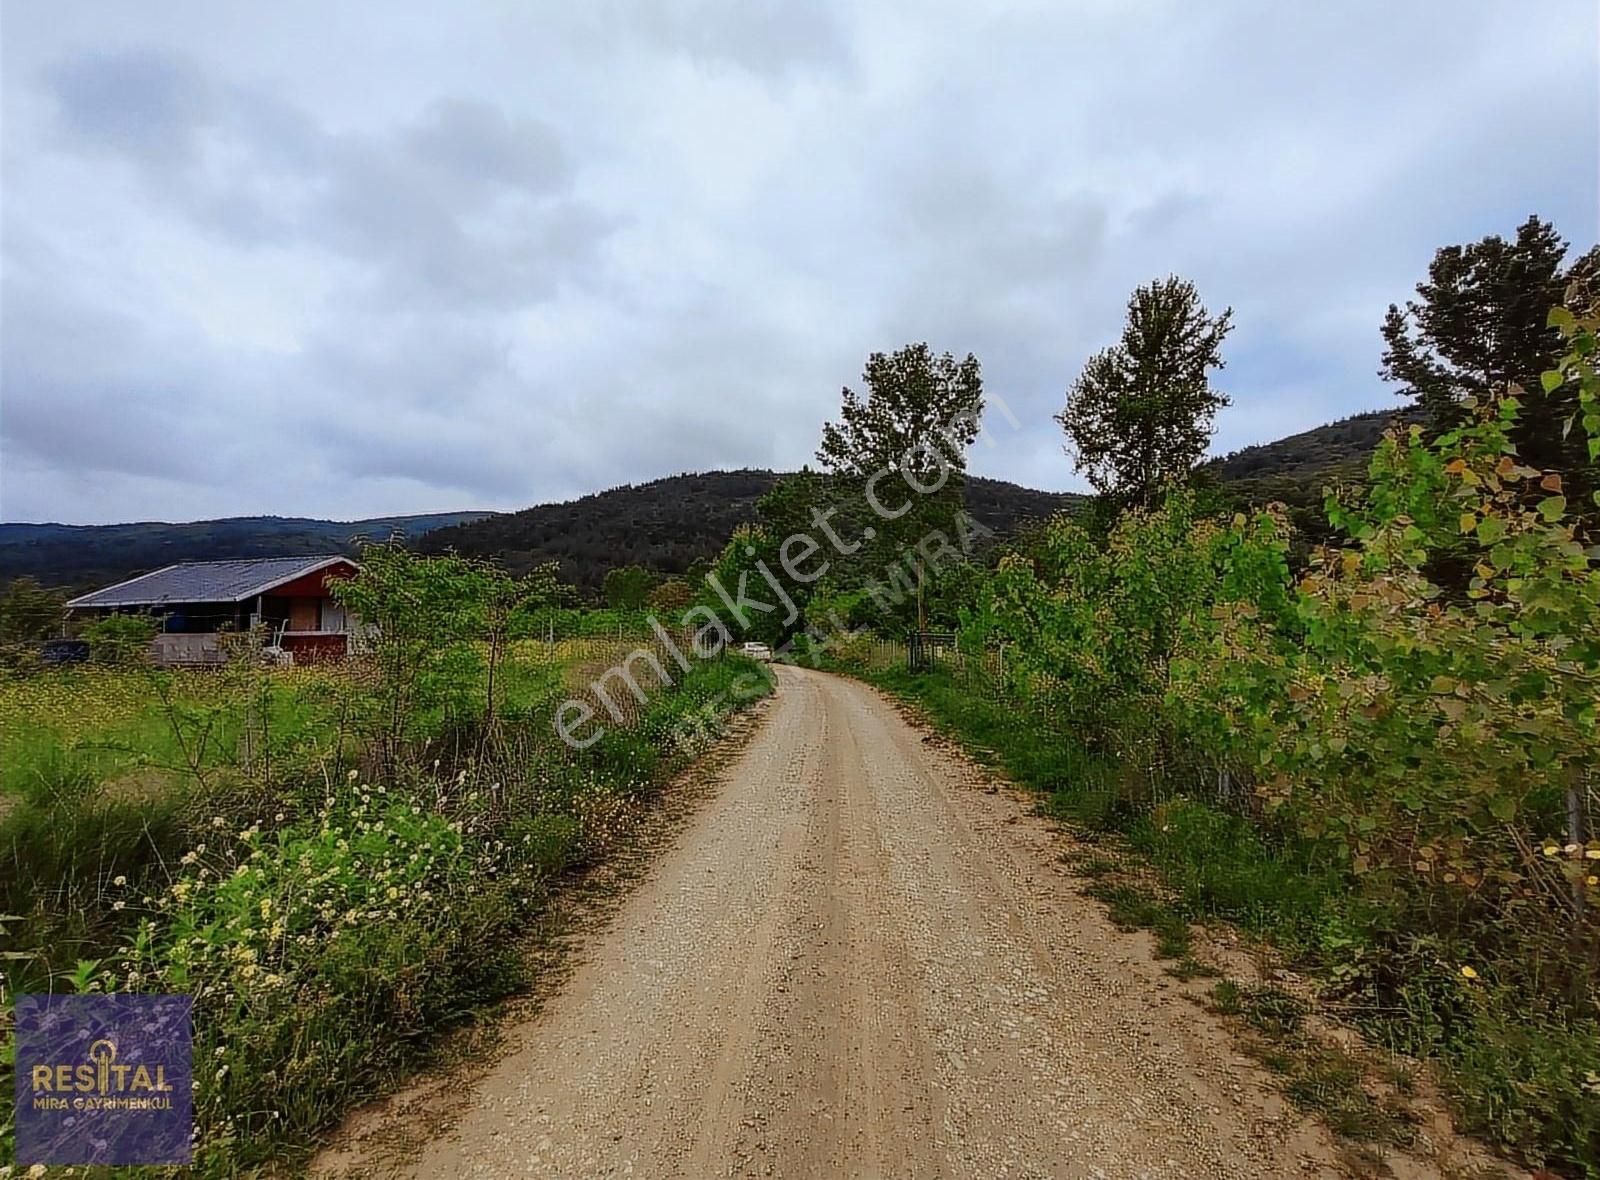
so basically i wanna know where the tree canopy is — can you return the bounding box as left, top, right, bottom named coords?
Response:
left=0, top=576, right=65, bottom=644
left=1381, top=214, right=1599, bottom=499
left=818, top=345, right=984, bottom=489
left=602, top=564, right=658, bottom=609
left=1057, top=276, right=1233, bottom=508
left=816, top=344, right=984, bottom=555
left=815, top=344, right=985, bottom=626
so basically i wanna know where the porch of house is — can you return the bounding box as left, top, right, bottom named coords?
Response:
left=252, top=589, right=352, bottom=663
left=134, top=591, right=352, bottom=666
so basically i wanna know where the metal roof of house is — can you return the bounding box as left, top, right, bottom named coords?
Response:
left=67, top=556, right=357, bottom=609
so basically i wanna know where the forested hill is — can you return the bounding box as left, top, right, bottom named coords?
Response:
left=1207, top=406, right=1424, bottom=483
left=0, top=512, right=494, bottom=595
left=418, top=470, right=1082, bottom=590
left=1202, top=406, right=1424, bottom=530
left=6, top=409, right=1420, bottom=594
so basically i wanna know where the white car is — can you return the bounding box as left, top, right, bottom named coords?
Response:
left=741, top=641, right=773, bottom=662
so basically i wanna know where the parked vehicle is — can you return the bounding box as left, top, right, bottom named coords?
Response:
left=39, top=639, right=91, bottom=666
left=741, top=641, right=772, bottom=662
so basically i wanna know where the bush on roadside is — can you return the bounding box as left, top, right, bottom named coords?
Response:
left=0, top=537, right=772, bottom=1174
left=830, top=304, right=1600, bottom=1173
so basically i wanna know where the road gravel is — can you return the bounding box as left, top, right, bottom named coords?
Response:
left=317, top=665, right=1493, bottom=1179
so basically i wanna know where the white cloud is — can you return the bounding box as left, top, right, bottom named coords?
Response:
left=1, top=0, right=1595, bottom=522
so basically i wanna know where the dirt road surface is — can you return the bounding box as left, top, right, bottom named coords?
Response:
left=317, top=666, right=1467, bottom=1179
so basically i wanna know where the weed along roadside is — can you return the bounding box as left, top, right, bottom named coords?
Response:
left=0, top=547, right=773, bottom=1174
left=805, top=305, right=1600, bottom=1178
left=818, top=646, right=1597, bottom=1175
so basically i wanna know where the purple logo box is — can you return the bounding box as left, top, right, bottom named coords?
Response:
left=14, top=994, right=193, bottom=1166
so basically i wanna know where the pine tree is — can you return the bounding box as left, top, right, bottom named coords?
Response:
left=1381, top=215, right=1599, bottom=491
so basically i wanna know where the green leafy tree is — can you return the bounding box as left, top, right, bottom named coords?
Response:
left=332, top=545, right=489, bottom=770
left=602, top=564, right=657, bottom=609
left=1057, top=277, right=1233, bottom=509
left=1382, top=215, right=1599, bottom=499
left=756, top=468, right=828, bottom=542
left=475, top=561, right=564, bottom=735
left=702, top=524, right=790, bottom=645
left=645, top=578, right=694, bottom=612
left=816, top=343, right=985, bottom=627
left=80, top=613, right=157, bottom=663
left=0, top=576, right=66, bottom=643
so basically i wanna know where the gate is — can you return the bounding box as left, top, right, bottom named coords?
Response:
left=907, top=631, right=957, bottom=673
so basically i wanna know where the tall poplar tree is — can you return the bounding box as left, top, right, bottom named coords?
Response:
left=816, top=344, right=985, bottom=627
left=1057, top=277, right=1233, bottom=509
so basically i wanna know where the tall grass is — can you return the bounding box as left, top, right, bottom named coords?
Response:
left=842, top=655, right=1599, bottom=1176
left=0, top=614, right=771, bottom=1173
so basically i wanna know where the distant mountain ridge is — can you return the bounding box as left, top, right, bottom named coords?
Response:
left=5, top=408, right=1420, bottom=593
left=1206, top=406, right=1423, bottom=483
left=1201, top=406, right=1422, bottom=538
left=419, top=469, right=1083, bottom=590
left=0, top=512, right=495, bottom=594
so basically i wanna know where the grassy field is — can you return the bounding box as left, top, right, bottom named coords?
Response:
left=0, top=615, right=770, bottom=1173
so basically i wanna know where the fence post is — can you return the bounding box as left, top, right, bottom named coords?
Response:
left=1569, top=772, right=1587, bottom=917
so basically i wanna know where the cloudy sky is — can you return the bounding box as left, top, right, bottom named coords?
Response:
left=2, top=2, right=1596, bottom=524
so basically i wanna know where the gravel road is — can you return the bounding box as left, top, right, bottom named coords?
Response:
left=317, top=666, right=1416, bottom=1178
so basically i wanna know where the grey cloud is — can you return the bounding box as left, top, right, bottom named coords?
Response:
left=1126, top=192, right=1207, bottom=240
left=402, top=99, right=571, bottom=192
left=594, top=0, right=852, bottom=77
left=41, top=51, right=612, bottom=311
left=1, top=275, right=225, bottom=485
left=45, top=49, right=216, bottom=165
left=891, top=165, right=1111, bottom=286
left=2, top=1, right=1595, bottom=525
left=317, top=419, right=540, bottom=501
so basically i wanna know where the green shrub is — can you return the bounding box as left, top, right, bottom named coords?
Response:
left=1126, top=801, right=1346, bottom=949
left=1442, top=1002, right=1600, bottom=1175
left=506, top=813, right=581, bottom=878
left=81, top=613, right=158, bottom=662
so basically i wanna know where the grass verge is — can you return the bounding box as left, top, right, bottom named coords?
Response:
left=1, top=655, right=772, bottom=1175
left=827, top=658, right=1599, bottom=1177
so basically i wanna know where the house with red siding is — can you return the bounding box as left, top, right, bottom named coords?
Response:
left=67, top=555, right=361, bottom=665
